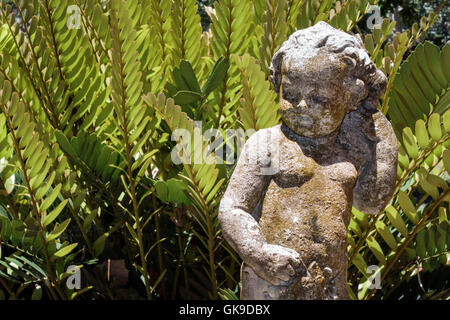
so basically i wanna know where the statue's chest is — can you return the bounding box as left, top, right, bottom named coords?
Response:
left=273, top=141, right=358, bottom=189
left=259, top=142, right=358, bottom=250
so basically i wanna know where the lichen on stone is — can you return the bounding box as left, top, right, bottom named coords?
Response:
left=218, top=21, right=398, bottom=300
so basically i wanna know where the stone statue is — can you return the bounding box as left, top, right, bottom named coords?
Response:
left=218, top=22, right=398, bottom=300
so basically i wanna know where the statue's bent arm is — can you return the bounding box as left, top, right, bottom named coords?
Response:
left=341, top=106, right=398, bottom=216
left=219, top=131, right=301, bottom=285
left=219, top=132, right=270, bottom=265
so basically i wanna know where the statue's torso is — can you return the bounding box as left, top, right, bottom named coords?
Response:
left=255, top=125, right=358, bottom=299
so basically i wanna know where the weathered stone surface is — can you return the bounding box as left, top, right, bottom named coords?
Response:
left=219, top=21, right=398, bottom=300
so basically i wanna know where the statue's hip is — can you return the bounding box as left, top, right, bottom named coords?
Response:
left=240, top=262, right=349, bottom=300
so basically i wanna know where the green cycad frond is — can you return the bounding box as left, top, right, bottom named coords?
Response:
left=108, top=0, right=149, bottom=156
left=328, top=0, right=375, bottom=32
left=144, top=93, right=225, bottom=215
left=210, top=0, right=252, bottom=59
left=138, top=0, right=173, bottom=92
left=389, top=42, right=450, bottom=135
left=397, top=112, right=449, bottom=191
left=0, top=80, right=76, bottom=299
left=218, top=287, right=239, bottom=300
left=0, top=112, right=15, bottom=198
left=108, top=0, right=155, bottom=299
left=348, top=110, right=449, bottom=299
left=234, top=54, right=280, bottom=131
left=209, top=0, right=253, bottom=130
left=0, top=1, right=59, bottom=128
left=259, top=0, right=288, bottom=76
left=296, top=0, right=332, bottom=29
left=0, top=48, right=51, bottom=140
left=56, top=130, right=125, bottom=189
left=377, top=12, right=438, bottom=114
left=171, top=0, right=204, bottom=73
left=210, top=64, right=242, bottom=130
left=74, top=0, right=112, bottom=64
left=144, top=92, right=224, bottom=298
left=37, top=0, right=106, bottom=135
left=286, top=0, right=306, bottom=33
left=361, top=18, right=397, bottom=74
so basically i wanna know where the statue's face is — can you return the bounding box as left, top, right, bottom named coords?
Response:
left=279, top=50, right=367, bottom=137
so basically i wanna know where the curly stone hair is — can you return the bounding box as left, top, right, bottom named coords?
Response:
left=269, top=21, right=387, bottom=110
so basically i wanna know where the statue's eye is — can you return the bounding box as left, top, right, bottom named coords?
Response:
left=282, top=88, right=301, bottom=105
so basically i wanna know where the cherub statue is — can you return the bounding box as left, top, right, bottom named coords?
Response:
left=218, top=22, right=398, bottom=300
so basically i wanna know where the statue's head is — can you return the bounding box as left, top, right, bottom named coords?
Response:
left=270, top=21, right=387, bottom=137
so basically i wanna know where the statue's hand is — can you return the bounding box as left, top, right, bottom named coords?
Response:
left=249, top=243, right=301, bottom=286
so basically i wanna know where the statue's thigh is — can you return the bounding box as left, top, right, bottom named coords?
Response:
left=240, top=263, right=290, bottom=300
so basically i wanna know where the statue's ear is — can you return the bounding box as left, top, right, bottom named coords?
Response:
left=343, top=74, right=368, bottom=112
left=269, top=50, right=285, bottom=95
left=364, top=69, right=387, bottom=110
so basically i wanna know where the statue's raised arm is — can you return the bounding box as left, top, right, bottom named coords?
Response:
left=339, top=101, right=398, bottom=215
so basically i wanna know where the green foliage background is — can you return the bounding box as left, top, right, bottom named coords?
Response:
left=0, top=0, right=448, bottom=300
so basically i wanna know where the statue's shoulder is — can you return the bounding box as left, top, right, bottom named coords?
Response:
left=239, top=125, right=284, bottom=173
left=244, top=125, right=283, bottom=154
